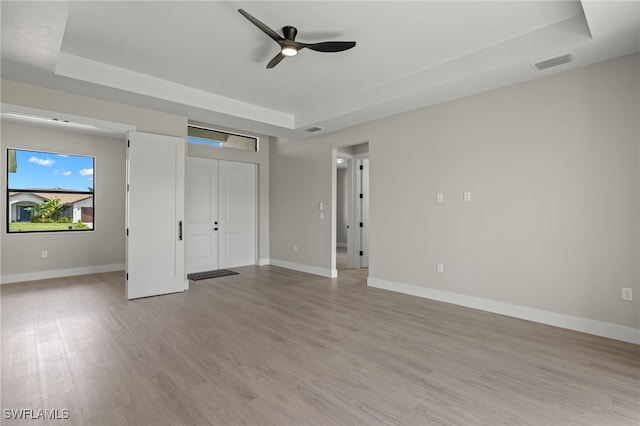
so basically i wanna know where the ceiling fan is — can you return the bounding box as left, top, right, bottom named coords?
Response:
left=238, top=9, right=356, bottom=69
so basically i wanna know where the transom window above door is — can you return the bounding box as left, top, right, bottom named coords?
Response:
left=187, top=125, right=258, bottom=152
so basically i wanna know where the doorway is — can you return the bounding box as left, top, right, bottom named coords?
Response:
left=334, top=143, right=369, bottom=274
left=336, top=156, right=350, bottom=270
left=185, top=157, right=257, bottom=273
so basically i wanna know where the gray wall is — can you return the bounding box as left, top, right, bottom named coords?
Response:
left=1, top=122, right=125, bottom=277
left=270, top=54, right=640, bottom=332
left=1, top=79, right=187, bottom=282
left=1, top=80, right=270, bottom=278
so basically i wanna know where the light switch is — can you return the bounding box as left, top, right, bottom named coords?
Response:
left=437, top=193, right=444, bottom=203
left=319, top=202, right=323, bottom=211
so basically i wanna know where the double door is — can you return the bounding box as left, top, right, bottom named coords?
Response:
left=186, top=158, right=256, bottom=273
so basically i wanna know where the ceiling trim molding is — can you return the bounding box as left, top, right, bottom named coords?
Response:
left=54, top=52, right=295, bottom=130
left=1, top=103, right=136, bottom=136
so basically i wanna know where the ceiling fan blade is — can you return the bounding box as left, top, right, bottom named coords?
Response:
left=238, top=9, right=283, bottom=43
left=304, top=41, right=356, bottom=53
left=266, top=52, right=286, bottom=69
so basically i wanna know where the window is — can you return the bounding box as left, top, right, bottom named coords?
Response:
left=187, top=125, right=258, bottom=151
left=7, top=149, right=95, bottom=233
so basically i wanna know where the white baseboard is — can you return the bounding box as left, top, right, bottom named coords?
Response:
left=1, top=263, right=125, bottom=284
left=368, top=277, right=640, bottom=345
left=269, top=259, right=337, bottom=278
left=258, top=258, right=271, bottom=266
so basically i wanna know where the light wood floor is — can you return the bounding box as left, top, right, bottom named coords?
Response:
left=336, top=246, right=348, bottom=270
left=2, top=266, right=639, bottom=425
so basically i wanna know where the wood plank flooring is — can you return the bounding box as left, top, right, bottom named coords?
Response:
left=336, top=247, right=348, bottom=270
left=1, top=266, right=639, bottom=425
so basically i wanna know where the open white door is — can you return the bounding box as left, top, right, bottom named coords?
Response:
left=358, top=158, right=370, bottom=268
left=185, top=157, right=218, bottom=273
left=126, top=131, right=186, bottom=299
left=218, top=161, right=256, bottom=268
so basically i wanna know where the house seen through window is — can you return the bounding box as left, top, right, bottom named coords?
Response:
left=7, top=149, right=95, bottom=233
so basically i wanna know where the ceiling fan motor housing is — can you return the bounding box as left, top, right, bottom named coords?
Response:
left=282, top=26, right=298, bottom=40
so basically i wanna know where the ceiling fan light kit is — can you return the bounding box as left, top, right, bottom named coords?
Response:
left=238, top=9, right=356, bottom=69
left=281, top=46, right=298, bottom=57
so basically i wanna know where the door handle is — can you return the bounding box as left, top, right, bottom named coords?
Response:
left=178, top=221, right=183, bottom=241
left=214, top=227, right=218, bottom=231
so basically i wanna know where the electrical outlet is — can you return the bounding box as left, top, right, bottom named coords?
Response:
left=41, top=250, right=48, bottom=258
left=622, top=288, right=633, bottom=301
left=463, top=192, right=471, bottom=202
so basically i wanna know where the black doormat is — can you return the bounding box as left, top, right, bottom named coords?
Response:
left=188, top=269, right=239, bottom=281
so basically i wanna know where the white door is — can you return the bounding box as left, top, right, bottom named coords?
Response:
left=359, top=158, right=370, bottom=268
left=126, top=131, right=186, bottom=299
left=185, top=158, right=218, bottom=273
left=218, top=161, right=256, bottom=268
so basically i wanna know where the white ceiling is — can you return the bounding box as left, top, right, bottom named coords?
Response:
left=1, top=1, right=639, bottom=139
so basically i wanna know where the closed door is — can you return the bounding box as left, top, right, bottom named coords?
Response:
left=186, top=159, right=256, bottom=272
left=219, top=161, right=256, bottom=268
left=18, top=206, right=31, bottom=222
left=126, top=131, right=185, bottom=299
left=81, top=207, right=94, bottom=223
left=185, top=158, right=218, bottom=274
